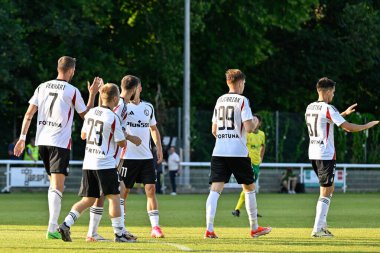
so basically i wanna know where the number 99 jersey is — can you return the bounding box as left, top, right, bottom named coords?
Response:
left=305, top=101, right=345, bottom=160
left=81, top=106, right=125, bottom=170
left=212, top=93, right=253, bottom=157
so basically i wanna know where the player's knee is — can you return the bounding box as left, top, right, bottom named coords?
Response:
left=94, top=196, right=105, bottom=207
left=120, top=189, right=129, bottom=199
left=145, top=184, right=156, bottom=196
left=210, top=182, right=224, bottom=193
left=50, top=174, right=65, bottom=192
left=82, top=197, right=96, bottom=207
left=242, top=183, right=255, bottom=192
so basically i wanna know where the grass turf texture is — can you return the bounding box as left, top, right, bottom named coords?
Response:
left=0, top=193, right=379, bottom=252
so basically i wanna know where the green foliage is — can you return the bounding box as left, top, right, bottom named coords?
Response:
left=1, top=0, right=380, bottom=162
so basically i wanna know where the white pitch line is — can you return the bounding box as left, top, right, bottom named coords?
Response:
left=164, top=242, right=193, bottom=251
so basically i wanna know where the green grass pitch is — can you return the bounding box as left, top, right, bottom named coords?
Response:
left=0, top=192, right=379, bottom=252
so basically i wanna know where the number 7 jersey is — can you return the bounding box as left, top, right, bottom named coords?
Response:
left=305, top=101, right=345, bottom=160
left=212, top=93, right=253, bottom=157
left=29, top=79, right=87, bottom=149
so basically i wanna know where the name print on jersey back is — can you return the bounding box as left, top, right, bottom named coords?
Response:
left=29, top=79, right=87, bottom=149
left=212, top=93, right=253, bottom=157
left=82, top=107, right=125, bottom=170
left=305, top=101, right=346, bottom=160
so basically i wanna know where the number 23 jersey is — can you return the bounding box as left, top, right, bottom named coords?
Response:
left=212, top=93, right=253, bottom=157
left=305, top=101, right=345, bottom=160
left=81, top=106, right=125, bottom=170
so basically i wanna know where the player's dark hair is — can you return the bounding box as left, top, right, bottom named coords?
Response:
left=316, top=77, right=336, bottom=90
left=225, top=69, right=246, bottom=85
left=254, top=114, right=262, bottom=122
left=121, top=75, right=141, bottom=91
left=57, top=56, right=76, bottom=73
left=100, top=83, right=120, bottom=103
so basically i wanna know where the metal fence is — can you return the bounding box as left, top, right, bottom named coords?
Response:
left=1, top=160, right=380, bottom=193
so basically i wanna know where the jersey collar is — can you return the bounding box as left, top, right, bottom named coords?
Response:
left=100, top=105, right=112, bottom=110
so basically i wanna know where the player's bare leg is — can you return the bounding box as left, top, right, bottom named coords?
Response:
left=46, top=173, right=65, bottom=239
left=242, top=183, right=272, bottom=238
left=145, top=183, right=164, bottom=238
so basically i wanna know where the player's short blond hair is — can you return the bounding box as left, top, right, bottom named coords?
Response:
left=100, top=83, right=120, bottom=103
left=225, top=69, right=246, bottom=85
left=57, top=56, right=76, bottom=73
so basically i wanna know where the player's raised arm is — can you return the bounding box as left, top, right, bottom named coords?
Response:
left=78, top=77, right=103, bottom=119
left=340, top=120, right=379, bottom=132
left=14, top=104, right=38, bottom=156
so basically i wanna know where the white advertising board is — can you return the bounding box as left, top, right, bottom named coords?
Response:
left=10, top=167, right=50, bottom=187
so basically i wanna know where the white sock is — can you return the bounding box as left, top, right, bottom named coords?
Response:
left=148, top=210, right=159, bottom=227
left=206, top=190, right=220, bottom=232
left=313, top=196, right=331, bottom=232
left=111, top=216, right=124, bottom=236
left=245, top=190, right=259, bottom=230
left=87, top=206, right=103, bottom=237
left=120, top=199, right=126, bottom=233
left=47, top=188, right=62, bottom=233
left=323, top=195, right=332, bottom=228
left=63, top=209, right=80, bottom=228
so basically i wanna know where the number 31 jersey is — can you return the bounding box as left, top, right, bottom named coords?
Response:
left=212, top=93, right=253, bottom=157
left=29, top=79, right=87, bottom=149
left=305, top=101, right=345, bottom=160
left=81, top=106, right=125, bottom=170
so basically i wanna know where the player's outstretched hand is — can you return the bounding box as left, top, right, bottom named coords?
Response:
left=88, top=77, right=103, bottom=95
left=13, top=140, right=25, bottom=157
left=366, top=121, right=380, bottom=129
left=343, top=103, right=357, bottom=117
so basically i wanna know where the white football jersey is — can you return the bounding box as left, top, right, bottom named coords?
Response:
left=305, top=101, right=346, bottom=160
left=81, top=106, right=125, bottom=170
left=29, top=79, right=87, bottom=149
left=122, top=100, right=157, bottom=159
left=113, top=98, right=128, bottom=166
left=212, top=93, right=253, bottom=157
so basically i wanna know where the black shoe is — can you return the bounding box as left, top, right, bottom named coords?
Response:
left=58, top=222, right=72, bottom=242
left=114, top=233, right=137, bottom=242
left=232, top=209, right=240, bottom=217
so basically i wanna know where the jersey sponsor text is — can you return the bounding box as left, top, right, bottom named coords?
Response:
left=212, top=93, right=253, bottom=157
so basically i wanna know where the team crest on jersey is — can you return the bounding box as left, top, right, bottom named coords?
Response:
left=144, top=108, right=149, bottom=116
